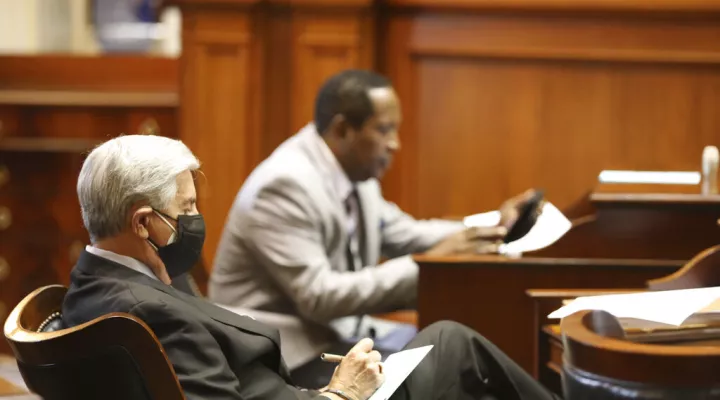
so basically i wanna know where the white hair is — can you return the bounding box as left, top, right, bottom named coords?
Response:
left=77, top=135, right=200, bottom=242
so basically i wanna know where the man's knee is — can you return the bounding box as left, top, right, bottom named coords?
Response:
left=424, top=320, right=477, bottom=339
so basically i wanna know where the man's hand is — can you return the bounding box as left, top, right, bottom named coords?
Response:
left=425, top=226, right=507, bottom=256
left=326, top=338, right=384, bottom=400
left=498, top=189, right=539, bottom=229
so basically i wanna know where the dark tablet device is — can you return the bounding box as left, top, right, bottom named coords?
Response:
left=503, top=189, right=545, bottom=243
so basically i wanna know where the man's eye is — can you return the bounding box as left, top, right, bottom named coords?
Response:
left=377, top=125, right=393, bottom=135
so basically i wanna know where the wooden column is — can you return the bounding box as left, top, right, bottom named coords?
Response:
left=175, top=0, right=375, bottom=270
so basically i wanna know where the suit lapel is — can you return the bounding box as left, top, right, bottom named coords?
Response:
left=295, top=126, right=352, bottom=263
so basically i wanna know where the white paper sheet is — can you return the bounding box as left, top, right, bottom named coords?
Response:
left=463, top=202, right=571, bottom=255
left=368, top=345, right=433, bottom=400
left=463, top=211, right=502, bottom=228
left=547, top=287, right=720, bottom=326
left=500, top=202, right=571, bottom=255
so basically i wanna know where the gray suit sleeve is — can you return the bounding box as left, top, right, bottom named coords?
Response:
left=379, top=200, right=466, bottom=259
left=244, top=179, right=417, bottom=323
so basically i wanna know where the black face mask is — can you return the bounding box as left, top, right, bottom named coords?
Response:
left=149, top=210, right=205, bottom=278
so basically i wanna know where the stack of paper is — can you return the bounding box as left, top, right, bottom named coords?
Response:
left=548, top=287, right=720, bottom=330
left=463, top=202, right=572, bottom=255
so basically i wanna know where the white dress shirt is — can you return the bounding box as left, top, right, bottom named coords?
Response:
left=312, top=131, right=355, bottom=229
left=310, top=128, right=373, bottom=338
left=311, top=130, right=363, bottom=271
left=85, top=245, right=158, bottom=281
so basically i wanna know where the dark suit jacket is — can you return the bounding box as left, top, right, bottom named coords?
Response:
left=62, top=250, right=321, bottom=400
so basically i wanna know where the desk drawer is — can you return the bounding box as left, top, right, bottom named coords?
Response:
left=0, top=105, right=176, bottom=140
left=548, top=335, right=564, bottom=374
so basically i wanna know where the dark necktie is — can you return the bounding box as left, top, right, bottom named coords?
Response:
left=345, top=189, right=363, bottom=272
left=345, top=189, right=367, bottom=337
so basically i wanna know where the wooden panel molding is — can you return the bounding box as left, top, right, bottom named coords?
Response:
left=0, top=55, right=178, bottom=91
left=385, top=0, right=720, bottom=12
left=171, top=0, right=371, bottom=7
left=407, top=14, right=720, bottom=65
left=180, top=10, right=261, bottom=269
left=291, top=12, right=374, bottom=131
left=383, top=12, right=720, bottom=219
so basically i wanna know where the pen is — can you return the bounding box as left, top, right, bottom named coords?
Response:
left=320, top=353, right=344, bottom=363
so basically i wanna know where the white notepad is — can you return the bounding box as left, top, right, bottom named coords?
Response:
left=368, top=345, right=433, bottom=400
left=548, top=287, right=720, bottom=328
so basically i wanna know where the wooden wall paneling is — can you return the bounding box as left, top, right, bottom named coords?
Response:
left=0, top=55, right=180, bottom=355
left=0, top=55, right=178, bottom=91
left=290, top=9, right=375, bottom=132
left=262, top=5, right=294, bottom=157
left=384, top=0, right=720, bottom=13
left=379, top=15, right=420, bottom=215
left=180, top=8, right=262, bottom=271
left=383, top=11, right=720, bottom=219
left=0, top=153, right=86, bottom=354
left=1, top=107, right=176, bottom=140
left=178, top=0, right=376, bottom=268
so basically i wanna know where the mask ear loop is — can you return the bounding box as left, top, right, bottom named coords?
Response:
left=152, top=210, right=178, bottom=245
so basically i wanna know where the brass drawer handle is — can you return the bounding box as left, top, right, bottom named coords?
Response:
left=0, top=206, right=10, bottom=230
left=0, top=257, right=9, bottom=281
left=0, top=165, right=8, bottom=188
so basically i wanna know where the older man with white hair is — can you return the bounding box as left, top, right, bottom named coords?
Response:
left=61, top=134, right=557, bottom=400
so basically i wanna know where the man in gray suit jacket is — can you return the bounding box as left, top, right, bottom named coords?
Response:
left=210, top=70, right=534, bottom=375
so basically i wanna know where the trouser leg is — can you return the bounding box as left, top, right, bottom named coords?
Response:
left=391, top=321, right=559, bottom=400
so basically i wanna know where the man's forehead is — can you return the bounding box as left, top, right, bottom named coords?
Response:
left=174, top=171, right=197, bottom=202
left=368, top=87, right=397, bottom=105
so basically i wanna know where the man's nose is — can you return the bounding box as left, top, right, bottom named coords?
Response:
left=387, top=134, right=401, bottom=152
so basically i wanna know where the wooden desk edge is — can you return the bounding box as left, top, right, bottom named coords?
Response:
left=526, top=289, right=643, bottom=298
left=413, top=254, right=685, bottom=268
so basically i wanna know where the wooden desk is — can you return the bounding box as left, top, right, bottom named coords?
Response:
left=539, top=325, right=564, bottom=395
left=530, top=244, right=720, bottom=393
left=540, top=322, right=720, bottom=397
left=415, top=255, right=680, bottom=374
left=416, top=189, right=720, bottom=374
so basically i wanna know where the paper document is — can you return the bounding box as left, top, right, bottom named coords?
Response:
left=368, top=345, right=433, bottom=400
left=501, top=202, right=571, bottom=255
left=463, top=202, right=571, bottom=255
left=548, top=287, right=720, bottom=328
left=463, top=211, right=501, bottom=227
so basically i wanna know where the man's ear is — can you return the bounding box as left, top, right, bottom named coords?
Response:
left=131, top=206, right=154, bottom=240
left=328, top=114, right=351, bottom=139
